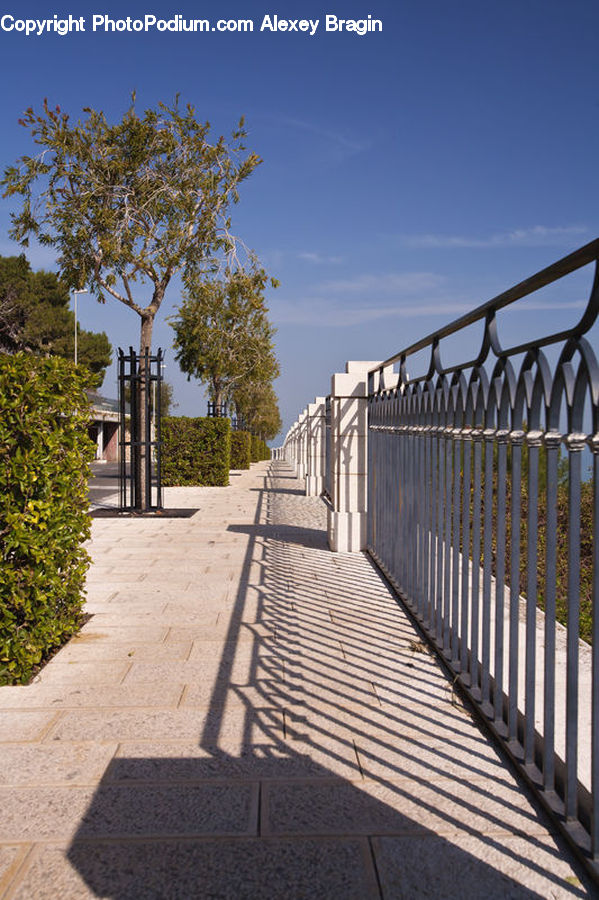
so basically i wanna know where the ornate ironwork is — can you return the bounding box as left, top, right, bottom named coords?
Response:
left=368, top=239, right=599, bottom=872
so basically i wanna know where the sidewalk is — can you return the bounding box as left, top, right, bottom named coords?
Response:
left=0, top=460, right=595, bottom=898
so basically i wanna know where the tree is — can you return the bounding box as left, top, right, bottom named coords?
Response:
left=0, top=254, right=112, bottom=385
left=2, top=96, right=261, bottom=507
left=170, top=269, right=279, bottom=411
left=233, top=380, right=282, bottom=441
left=159, top=381, right=177, bottom=418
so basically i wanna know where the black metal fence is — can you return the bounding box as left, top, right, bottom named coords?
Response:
left=118, top=347, right=164, bottom=511
left=367, top=239, right=599, bottom=868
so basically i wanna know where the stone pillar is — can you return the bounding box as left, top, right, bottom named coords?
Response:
left=327, top=361, right=381, bottom=552
left=286, top=422, right=298, bottom=469
left=96, top=420, right=105, bottom=460
left=306, top=397, right=326, bottom=496
left=296, top=411, right=308, bottom=480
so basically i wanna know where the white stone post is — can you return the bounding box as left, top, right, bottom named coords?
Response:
left=296, top=411, right=308, bottom=480
left=96, top=421, right=104, bottom=460
left=288, top=421, right=299, bottom=471
left=327, top=361, right=381, bottom=552
left=306, top=396, right=326, bottom=496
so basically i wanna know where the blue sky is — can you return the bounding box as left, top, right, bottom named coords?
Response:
left=0, top=1, right=597, bottom=440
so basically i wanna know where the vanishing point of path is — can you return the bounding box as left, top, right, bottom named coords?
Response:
left=0, top=460, right=596, bottom=898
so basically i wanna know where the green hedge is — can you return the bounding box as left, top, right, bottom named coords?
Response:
left=162, top=417, right=231, bottom=486
left=0, top=354, right=95, bottom=685
left=250, top=434, right=271, bottom=462
left=230, top=431, right=251, bottom=470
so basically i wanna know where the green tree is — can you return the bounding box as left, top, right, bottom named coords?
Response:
left=159, top=381, right=177, bottom=418
left=2, top=96, right=261, bottom=508
left=233, top=380, right=282, bottom=441
left=170, top=270, right=279, bottom=411
left=0, top=254, right=111, bottom=385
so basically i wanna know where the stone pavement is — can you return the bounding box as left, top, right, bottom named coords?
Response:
left=0, top=460, right=596, bottom=898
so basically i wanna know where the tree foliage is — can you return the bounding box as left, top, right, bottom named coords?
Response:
left=1, top=96, right=262, bottom=355
left=0, top=353, right=95, bottom=684
left=170, top=269, right=280, bottom=410
left=233, top=379, right=282, bottom=441
left=159, top=381, right=177, bottom=418
left=2, top=95, right=262, bottom=509
left=0, top=254, right=111, bottom=385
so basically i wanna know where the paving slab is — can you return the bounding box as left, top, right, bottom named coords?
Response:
left=47, top=705, right=285, bottom=747
left=0, top=782, right=258, bottom=842
left=0, top=846, right=30, bottom=898
left=262, top=777, right=551, bottom=838
left=373, top=833, right=589, bottom=899
left=75, top=623, right=170, bottom=643
left=0, top=460, right=595, bottom=898
left=9, top=837, right=380, bottom=900
left=0, top=742, right=117, bottom=786
left=0, top=682, right=183, bottom=710
left=34, top=660, right=130, bottom=685
left=0, top=710, right=58, bottom=742
left=106, top=739, right=363, bottom=782
left=51, top=640, right=192, bottom=663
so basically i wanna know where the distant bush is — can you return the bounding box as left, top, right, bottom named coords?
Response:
left=0, top=354, right=94, bottom=685
left=230, top=431, right=251, bottom=470
left=250, top=434, right=271, bottom=462
left=162, top=416, right=231, bottom=486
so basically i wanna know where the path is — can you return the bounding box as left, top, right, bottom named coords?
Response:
left=0, top=461, right=594, bottom=898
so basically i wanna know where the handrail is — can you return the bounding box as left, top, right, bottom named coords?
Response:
left=369, top=238, right=599, bottom=386
left=282, top=241, right=599, bottom=882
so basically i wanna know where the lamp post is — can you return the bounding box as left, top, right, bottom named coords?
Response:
left=72, top=289, right=88, bottom=365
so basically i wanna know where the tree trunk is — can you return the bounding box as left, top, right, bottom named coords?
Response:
left=134, top=314, right=154, bottom=511
left=212, top=379, right=223, bottom=416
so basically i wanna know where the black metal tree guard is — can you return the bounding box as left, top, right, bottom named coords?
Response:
left=207, top=400, right=245, bottom=432
left=207, top=400, right=228, bottom=418
left=118, top=347, right=164, bottom=512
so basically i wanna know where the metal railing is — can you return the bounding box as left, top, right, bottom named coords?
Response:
left=367, top=239, right=599, bottom=871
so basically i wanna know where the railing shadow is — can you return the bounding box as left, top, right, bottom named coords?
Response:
left=65, top=462, right=591, bottom=898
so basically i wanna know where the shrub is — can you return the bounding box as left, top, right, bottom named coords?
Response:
left=250, top=434, right=271, bottom=462
left=162, top=416, right=231, bottom=486
left=230, top=431, right=251, bottom=470
left=0, top=354, right=95, bottom=685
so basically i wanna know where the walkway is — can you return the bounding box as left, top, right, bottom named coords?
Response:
left=0, top=460, right=595, bottom=898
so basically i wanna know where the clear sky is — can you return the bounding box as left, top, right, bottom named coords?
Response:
left=0, top=1, right=597, bottom=441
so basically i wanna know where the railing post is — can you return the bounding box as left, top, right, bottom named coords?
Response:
left=328, top=361, right=381, bottom=552
left=306, top=397, right=326, bottom=496
left=287, top=421, right=299, bottom=471
left=296, top=411, right=308, bottom=480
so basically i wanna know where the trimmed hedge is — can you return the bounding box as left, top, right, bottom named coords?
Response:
left=162, top=416, right=231, bottom=486
left=250, top=434, right=271, bottom=462
left=0, top=354, right=95, bottom=686
left=230, top=430, right=251, bottom=470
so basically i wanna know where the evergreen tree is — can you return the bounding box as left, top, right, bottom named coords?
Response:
left=0, top=254, right=111, bottom=385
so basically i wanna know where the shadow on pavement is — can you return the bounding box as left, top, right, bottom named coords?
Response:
left=59, top=463, right=592, bottom=899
